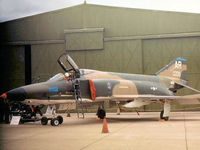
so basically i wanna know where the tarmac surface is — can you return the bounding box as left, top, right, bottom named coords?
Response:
left=0, top=111, right=200, bottom=150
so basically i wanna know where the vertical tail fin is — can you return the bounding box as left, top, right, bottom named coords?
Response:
left=156, top=58, right=187, bottom=84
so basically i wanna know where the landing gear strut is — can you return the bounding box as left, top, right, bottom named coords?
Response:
left=160, top=100, right=171, bottom=121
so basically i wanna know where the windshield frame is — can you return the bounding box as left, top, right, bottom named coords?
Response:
left=57, top=53, right=79, bottom=72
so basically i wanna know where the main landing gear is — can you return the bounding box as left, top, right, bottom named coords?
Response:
left=160, top=110, right=169, bottom=121
left=160, top=100, right=171, bottom=121
left=96, top=106, right=106, bottom=119
left=41, top=115, right=63, bottom=126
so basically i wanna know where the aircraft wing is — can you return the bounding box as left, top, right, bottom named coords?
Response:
left=112, top=94, right=200, bottom=101
left=112, top=94, right=200, bottom=108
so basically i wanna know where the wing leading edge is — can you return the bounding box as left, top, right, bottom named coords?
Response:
left=112, top=94, right=200, bottom=108
left=112, top=94, right=200, bottom=101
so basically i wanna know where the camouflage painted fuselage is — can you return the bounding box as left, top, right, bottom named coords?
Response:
left=79, top=69, right=173, bottom=100
left=5, top=69, right=172, bottom=102
left=4, top=57, right=187, bottom=103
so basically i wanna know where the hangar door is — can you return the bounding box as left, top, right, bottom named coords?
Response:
left=143, top=37, right=200, bottom=94
left=0, top=45, right=25, bottom=93
left=31, top=44, right=66, bottom=82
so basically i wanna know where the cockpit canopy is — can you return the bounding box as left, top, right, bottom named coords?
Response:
left=57, top=53, right=80, bottom=78
left=80, top=69, right=95, bottom=75
left=57, top=53, right=79, bottom=72
left=48, top=73, right=65, bottom=81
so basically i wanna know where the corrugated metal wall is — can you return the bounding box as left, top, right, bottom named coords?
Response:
left=31, top=44, right=65, bottom=82
left=143, top=37, right=200, bottom=94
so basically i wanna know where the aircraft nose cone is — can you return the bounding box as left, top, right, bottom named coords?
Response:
left=6, top=87, right=27, bottom=101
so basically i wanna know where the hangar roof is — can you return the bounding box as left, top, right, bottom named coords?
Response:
left=1, top=3, right=200, bottom=43
left=1, top=2, right=200, bottom=23
left=1, top=0, right=200, bottom=23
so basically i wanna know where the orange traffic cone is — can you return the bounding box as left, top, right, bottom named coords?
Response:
left=102, top=117, right=109, bottom=133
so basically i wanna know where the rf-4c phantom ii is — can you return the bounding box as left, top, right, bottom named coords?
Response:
left=1, top=53, right=200, bottom=126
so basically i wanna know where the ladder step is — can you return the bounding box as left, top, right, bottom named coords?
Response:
left=74, top=79, right=85, bottom=119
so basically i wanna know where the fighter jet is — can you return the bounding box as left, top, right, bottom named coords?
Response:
left=1, top=53, right=200, bottom=126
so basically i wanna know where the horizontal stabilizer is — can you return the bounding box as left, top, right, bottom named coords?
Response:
left=175, top=82, right=200, bottom=93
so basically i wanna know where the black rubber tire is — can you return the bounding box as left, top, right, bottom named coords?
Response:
left=41, top=117, right=48, bottom=125
left=160, top=110, right=169, bottom=121
left=51, top=118, right=59, bottom=126
left=98, top=109, right=106, bottom=119
left=57, top=115, right=63, bottom=124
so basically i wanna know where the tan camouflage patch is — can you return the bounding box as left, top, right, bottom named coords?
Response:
left=112, top=80, right=138, bottom=96
left=84, top=71, right=124, bottom=80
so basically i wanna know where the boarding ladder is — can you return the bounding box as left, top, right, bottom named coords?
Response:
left=73, top=79, right=85, bottom=119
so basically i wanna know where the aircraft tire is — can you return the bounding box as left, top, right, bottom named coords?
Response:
left=98, top=109, right=106, bottom=119
left=41, top=117, right=48, bottom=125
left=160, top=110, right=169, bottom=121
left=51, top=118, right=59, bottom=126
left=57, top=115, right=63, bottom=124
